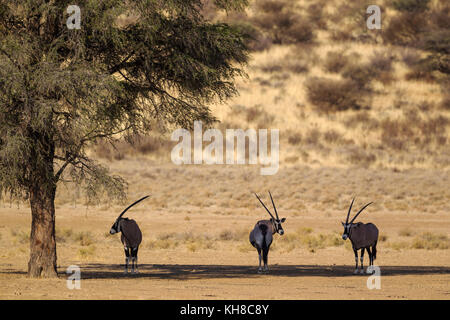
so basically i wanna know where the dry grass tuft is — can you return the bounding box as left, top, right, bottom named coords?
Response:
left=305, top=77, right=365, bottom=112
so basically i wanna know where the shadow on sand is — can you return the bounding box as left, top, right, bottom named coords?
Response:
left=55, top=263, right=450, bottom=280
left=1, top=264, right=449, bottom=280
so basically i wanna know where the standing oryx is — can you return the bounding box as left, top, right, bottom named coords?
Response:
left=249, top=191, right=286, bottom=273
left=110, top=195, right=149, bottom=274
left=341, top=198, right=379, bottom=274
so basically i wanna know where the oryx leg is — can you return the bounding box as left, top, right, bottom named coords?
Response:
left=257, top=247, right=262, bottom=273
left=131, top=247, right=139, bottom=274
left=359, top=248, right=365, bottom=274
left=366, top=247, right=373, bottom=274
left=124, top=246, right=131, bottom=274
left=262, top=246, right=269, bottom=273
left=353, top=248, right=359, bottom=274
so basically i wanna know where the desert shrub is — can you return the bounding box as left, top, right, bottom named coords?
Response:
left=404, top=60, right=437, bottom=81
left=380, top=115, right=449, bottom=150
left=440, top=94, right=450, bottom=110
left=388, top=241, right=410, bottom=250
left=305, top=77, right=365, bottom=112
left=251, top=0, right=314, bottom=45
left=341, top=63, right=375, bottom=89
left=217, top=229, right=247, bottom=241
left=400, top=48, right=422, bottom=67
left=95, top=134, right=172, bottom=160
left=344, top=111, right=379, bottom=130
left=383, top=12, right=429, bottom=45
left=288, top=132, right=302, bottom=145
left=429, top=4, right=450, bottom=29
left=234, top=22, right=273, bottom=52
left=77, top=246, right=96, bottom=259
left=146, top=238, right=179, bottom=249
left=11, top=230, right=29, bottom=244
left=281, top=19, right=315, bottom=44
left=280, top=228, right=342, bottom=253
left=380, top=119, right=413, bottom=150
left=323, top=129, right=343, bottom=144
left=411, top=232, right=449, bottom=249
left=421, top=30, right=450, bottom=74
left=56, top=228, right=74, bottom=243
left=74, top=231, right=94, bottom=246
left=283, top=55, right=309, bottom=74
left=399, top=228, right=414, bottom=237
left=323, top=51, right=349, bottom=73
left=259, top=52, right=310, bottom=74
left=245, top=105, right=275, bottom=128
left=305, top=128, right=321, bottom=145
left=306, top=3, right=327, bottom=29
left=346, top=147, right=377, bottom=167
left=329, top=0, right=380, bottom=43
left=369, top=51, right=394, bottom=73
left=391, top=0, right=430, bottom=12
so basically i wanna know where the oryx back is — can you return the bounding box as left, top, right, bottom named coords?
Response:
left=120, top=218, right=142, bottom=248
left=349, top=222, right=378, bottom=250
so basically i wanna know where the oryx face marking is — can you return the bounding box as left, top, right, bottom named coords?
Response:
left=272, top=217, right=286, bottom=235
left=341, top=222, right=351, bottom=240
left=110, top=219, right=120, bottom=234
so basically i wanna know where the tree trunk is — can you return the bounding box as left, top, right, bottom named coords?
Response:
left=28, top=187, right=57, bottom=277
left=28, top=182, right=58, bottom=278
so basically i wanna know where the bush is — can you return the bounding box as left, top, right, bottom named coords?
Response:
left=74, top=231, right=94, bottom=246
left=411, top=232, right=449, bottom=249
left=382, top=12, right=429, bottom=45
left=341, top=63, right=374, bottom=89
left=288, top=132, right=302, bottom=145
left=251, top=0, right=314, bottom=45
left=391, top=0, right=430, bottom=12
left=305, top=77, right=365, bottom=112
left=323, top=51, right=349, bottom=73
left=440, top=94, right=450, bottom=110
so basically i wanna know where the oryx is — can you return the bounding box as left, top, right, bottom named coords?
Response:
left=249, top=191, right=286, bottom=273
left=110, top=195, right=149, bottom=274
left=341, top=198, right=379, bottom=274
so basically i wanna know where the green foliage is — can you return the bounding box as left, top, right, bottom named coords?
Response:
left=0, top=0, right=249, bottom=203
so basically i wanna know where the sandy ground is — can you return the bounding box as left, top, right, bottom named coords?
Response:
left=0, top=164, right=449, bottom=299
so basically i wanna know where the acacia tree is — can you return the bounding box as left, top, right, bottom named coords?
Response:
left=0, top=0, right=248, bottom=277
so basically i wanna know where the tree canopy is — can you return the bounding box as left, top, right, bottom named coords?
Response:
left=0, top=0, right=249, bottom=277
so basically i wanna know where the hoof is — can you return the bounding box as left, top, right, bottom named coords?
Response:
left=353, top=269, right=359, bottom=274
left=257, top=269, right=263, bottom=274
left=359, top=269, right=365, bottom=274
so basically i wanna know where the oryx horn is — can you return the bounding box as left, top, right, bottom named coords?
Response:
left=268, top=190, right=279, bottom=220
left=117, top=195, right=150, bottom=220
left=254, top=193, right=275, bottom=220
left=346, top=197, right=355, bottom=224
left=349, top=202, right=373, bottom=224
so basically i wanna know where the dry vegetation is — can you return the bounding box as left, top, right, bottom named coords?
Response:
left=1, top=0, right=449, bottom=299
left=92, top=0, right=450, bottom=171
